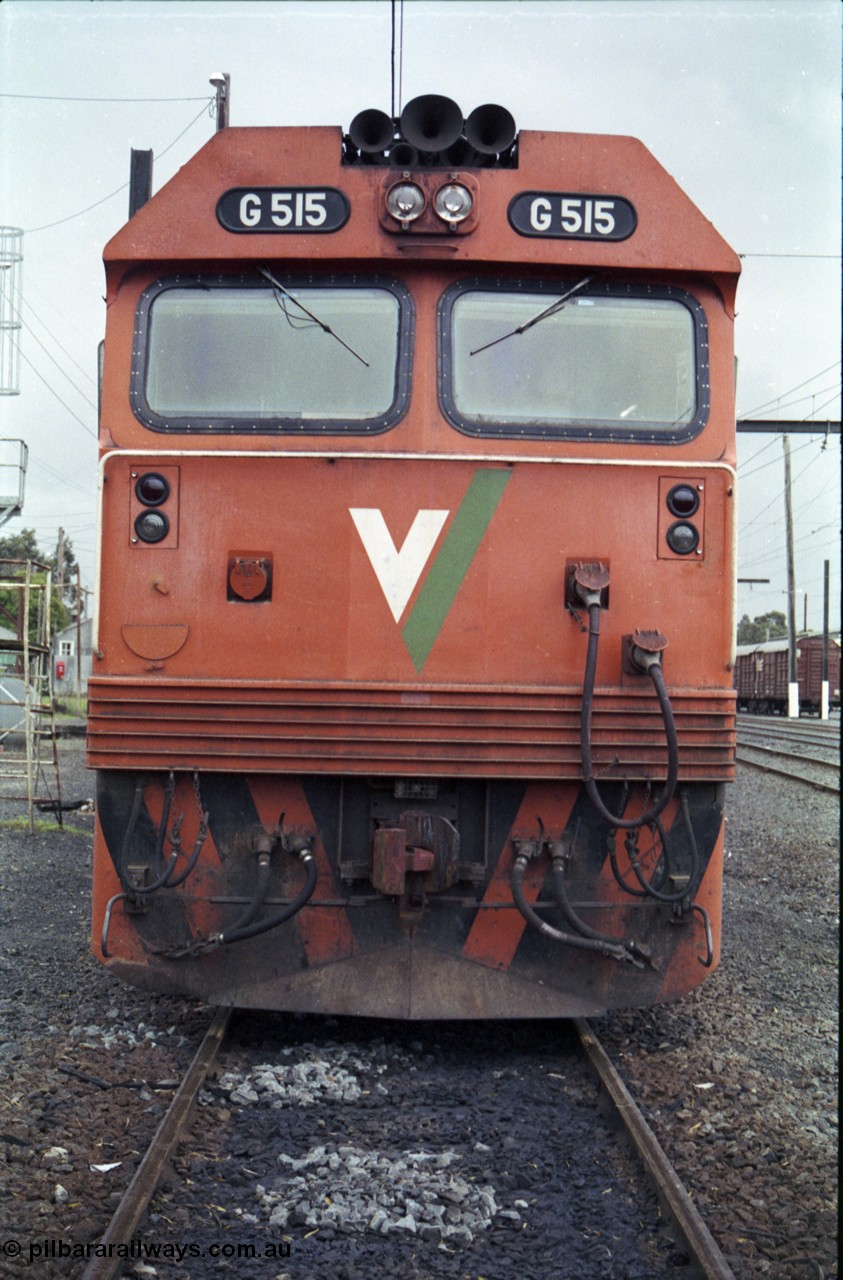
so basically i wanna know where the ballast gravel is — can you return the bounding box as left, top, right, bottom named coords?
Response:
left=0, top=737, right=838, bottom=1279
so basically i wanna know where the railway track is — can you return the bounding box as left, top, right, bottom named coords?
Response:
left=736, top=738, right=839, bottom=794
left=736, top=713, right=840, bottom=750
left=736, top=713, right=839, bottom=792
left=79, top=1008, right=737, bottom=1280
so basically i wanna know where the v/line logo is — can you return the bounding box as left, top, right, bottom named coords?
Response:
left=350, top=469, right=511, bottom=672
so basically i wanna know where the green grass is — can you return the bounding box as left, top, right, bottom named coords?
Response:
left=0, top=816, right=92, bottom=836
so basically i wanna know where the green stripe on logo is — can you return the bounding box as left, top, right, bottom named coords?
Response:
left=402, top=468, right=511, bottom=672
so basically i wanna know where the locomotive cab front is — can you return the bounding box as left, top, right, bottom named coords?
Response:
left=89, top=98, right=739, bottom=1018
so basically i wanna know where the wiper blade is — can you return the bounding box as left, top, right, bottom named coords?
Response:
left=259, top=267, right=369, bottom=367
left=469, top=276, right=594, bottom=357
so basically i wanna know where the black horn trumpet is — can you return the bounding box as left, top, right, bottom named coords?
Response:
left=399, top=94, right=464, bottom=154
left=348, top=107, right=395, bottom=156
left=389, top=140, right=420, bottom=168
left=465, top=103, right=517, bottom=156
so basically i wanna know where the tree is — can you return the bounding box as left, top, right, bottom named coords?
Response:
left=0, top=528, right=75, bottom=640
left=737, top=611, right=788, bottom=644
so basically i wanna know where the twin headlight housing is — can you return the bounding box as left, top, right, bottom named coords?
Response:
left=385, top=179, right=474, bottom=229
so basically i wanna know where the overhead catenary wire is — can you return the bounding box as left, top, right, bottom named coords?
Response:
left=737, top=360, right=841, bottom=419
left=739, top=252, right=842, bottom=260
left=740, top=434, right=829, bottom=483
left=29, top=455, right=97, bottom=501
left=24, top=100, right=213, bottom=233
left=739, top=522, right=839, bottom=574
left=14, top=347, right=98, bottom=441
left=7, top=298, right=98, bottom=411
left=20, top=294, right=99, bottom=389
left=25, top=274, right=100, bottom=351
left=0, top=92, right=210, bottom=102
left=737, top=383, right=841, bottom=423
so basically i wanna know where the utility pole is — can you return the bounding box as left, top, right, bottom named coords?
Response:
left=821, top=559, right=830, bottom=720
left=76, top=564, right=82, bottom=697
left=782, top=436, right=799, bottom=718
left=55, top=527, right=65, bottom=600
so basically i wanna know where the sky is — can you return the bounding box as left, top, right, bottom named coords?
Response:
left=0, top=0, right=840, bottom=633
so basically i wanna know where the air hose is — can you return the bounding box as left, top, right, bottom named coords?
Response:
left=579, top=595, right=679, bottom=829
left=159, top=847, right=318, bottom=957
left=117, top=773, right=206, bottom=895
left=511, top=848, right=640, bottom=965
left=548, top=846, right=652, bottom=965
left=218, top=848, right=317, bottom=946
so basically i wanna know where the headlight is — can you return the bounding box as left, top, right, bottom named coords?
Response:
left=385, top=182, right=425, bottom=225
left=665, top=521, right=700, bottom=555
left=433, top=183, right=473, bottom=225
left=135, top=472, right=170, bottom=506
left=666, top=483, right=700, bottom=518
left=134, top=510, right=170, bottom=544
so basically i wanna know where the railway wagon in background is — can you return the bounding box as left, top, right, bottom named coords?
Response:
left=89, top=94, right=740, bottom=1018
left=734, top=635, right=841, bottom=715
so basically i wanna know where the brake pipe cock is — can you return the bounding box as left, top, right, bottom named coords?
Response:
left=572, top=563, right=679, bottom=830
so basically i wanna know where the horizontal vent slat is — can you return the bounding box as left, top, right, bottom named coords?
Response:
left=86, top=678, right=735, bottom=780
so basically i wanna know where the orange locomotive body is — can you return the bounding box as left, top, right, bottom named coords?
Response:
left=89, top=98, right=739, bottom=1017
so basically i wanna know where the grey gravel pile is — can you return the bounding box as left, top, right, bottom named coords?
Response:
left=207, top=1039, right=410, bottom=1108
left=257, top=1143, right=503, bottom=1244
left=202, top=1045, right=514, bottom=1249
left=68, top=1017, right=188, bottom=1052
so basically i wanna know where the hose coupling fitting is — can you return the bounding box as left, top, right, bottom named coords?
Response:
left=512, top=836, right=541, bottom=863
left=572, top=561, right=611, bottom=610
left=629, top=628, right=669, bottom=674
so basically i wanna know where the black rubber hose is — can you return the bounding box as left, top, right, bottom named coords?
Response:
left=117, top=779, right=145, bottom=893
left=162, top=815, right=209, bottom=889
left=218, top=850, right=318, bottom=946
left=626, top=799, right=700, bottom=903
left=580, top=602, right=678, bottom=829
left=152, top=774, right=176, bottom=874
left=549, top=855, right=651, bottom=964
left=217, top=851, right=272, bottom=937
left=511, top=855, right=637, bottom=964
left=117, top=775, right=193, bottom=896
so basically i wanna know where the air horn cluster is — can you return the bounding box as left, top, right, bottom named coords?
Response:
left=344, top=94, right=517, bottom=168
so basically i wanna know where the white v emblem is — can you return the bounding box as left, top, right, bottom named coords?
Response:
left=350, top=508, right=449, bottom=622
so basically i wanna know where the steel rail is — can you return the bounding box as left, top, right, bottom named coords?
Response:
left=736, top=715, right=840, bottom=741
left=736, top=726, right=840, bottom=751
left=736, top=738, right=840, bottom=770
left=575, top=1018, right=738, bottom=1280
left=80, top=1005, right=232, bottom=1280
left=735, top=752, right=839, bottom=794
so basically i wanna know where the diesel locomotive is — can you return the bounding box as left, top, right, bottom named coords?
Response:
left=89, top=95, right=740, bottom=1018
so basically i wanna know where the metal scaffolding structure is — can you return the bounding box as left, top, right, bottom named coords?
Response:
left=0, top=559, right=63, bottom=831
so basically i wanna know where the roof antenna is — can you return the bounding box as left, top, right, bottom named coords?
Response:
left=391, top=0, right=405, bottom=119
left=209, top=72, right=230, bottom=131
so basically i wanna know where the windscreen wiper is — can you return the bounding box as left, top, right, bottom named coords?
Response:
left=469, top=275, right=594, bottom=357
left=259, top=266, right=369, bottom=366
